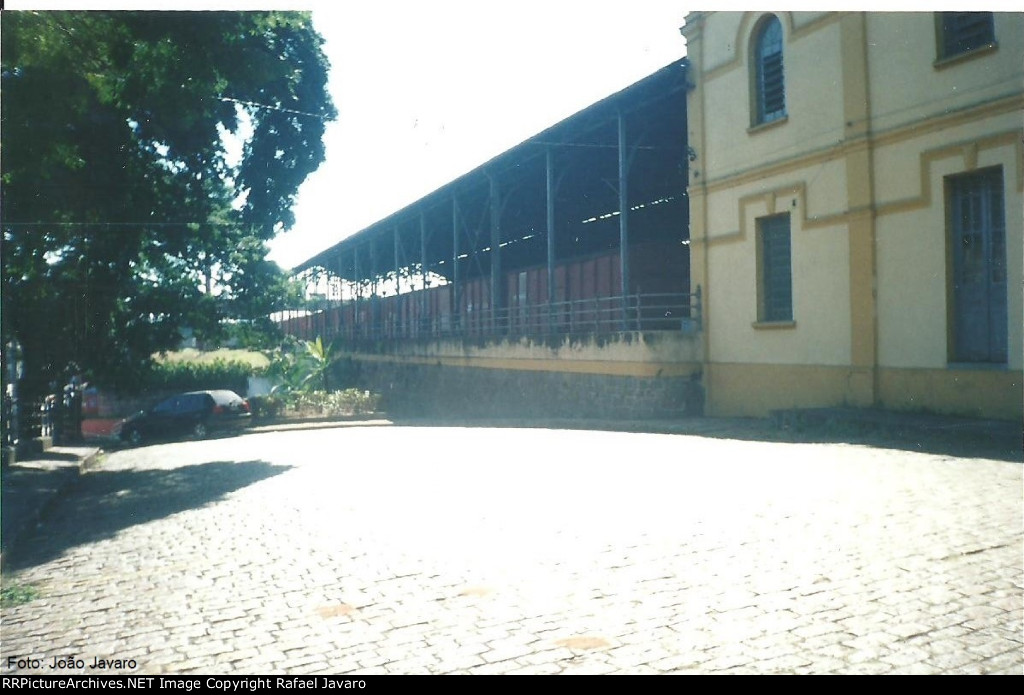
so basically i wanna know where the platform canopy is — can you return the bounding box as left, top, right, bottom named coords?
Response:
left=294, top=58, right=690, bottom=295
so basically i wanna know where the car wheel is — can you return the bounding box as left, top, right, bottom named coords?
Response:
left=128, top=429, right=142, bottom=446
left=192, top=421, right=208, bottom=439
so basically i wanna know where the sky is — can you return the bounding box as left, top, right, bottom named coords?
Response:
left=272, top=1, right=690, bottom=270
left=275, top=0, right=1016, bottom=271
left=4, top=0, right=690, bottom=270
left=7, top=2, right=1010, bottom=270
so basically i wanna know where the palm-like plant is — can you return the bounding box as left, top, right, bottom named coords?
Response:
left=301, top=335, right=339, bottom=392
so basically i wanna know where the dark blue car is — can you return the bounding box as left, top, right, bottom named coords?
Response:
left=117, top=390, right=251, bottom=445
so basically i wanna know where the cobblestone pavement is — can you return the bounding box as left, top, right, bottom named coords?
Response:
left=2, top=426, right=1021, bottom=675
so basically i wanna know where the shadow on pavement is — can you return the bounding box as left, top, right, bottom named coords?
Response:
left=385, top=414, right=1023, bottom=463
left=2, top=459, right=290, bottom=572
left=1, top=465, right=80, bottom=558
left=749, top=425, right=1021, bottom=463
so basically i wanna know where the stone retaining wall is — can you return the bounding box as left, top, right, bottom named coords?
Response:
left=351, top=359, right=704, bottom=420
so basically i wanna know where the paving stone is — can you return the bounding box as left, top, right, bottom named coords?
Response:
left=0, top=427, right=1019, bottom=675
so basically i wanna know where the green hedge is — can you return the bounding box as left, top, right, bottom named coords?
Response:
left=134, top=359, right=264, bottom=395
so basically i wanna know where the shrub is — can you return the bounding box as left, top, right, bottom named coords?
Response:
left=248, top=394, right=285, bottom=418
left=285, top=389, right=380, bottom=417
left=129, top=358, right=265, bottom=396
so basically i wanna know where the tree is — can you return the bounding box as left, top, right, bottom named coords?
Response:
left=1, top=11, right=335, bottom=394
left=220, top=235, right=308, bottom=349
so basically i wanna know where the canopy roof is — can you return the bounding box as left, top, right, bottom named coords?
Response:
left=295, top=57, right=690, bottom=286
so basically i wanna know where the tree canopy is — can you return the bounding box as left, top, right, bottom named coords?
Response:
left=1, top=11, right=335, bottom=394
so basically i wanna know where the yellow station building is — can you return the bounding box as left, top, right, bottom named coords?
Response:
left=681, top=11, right=1023, bottom=420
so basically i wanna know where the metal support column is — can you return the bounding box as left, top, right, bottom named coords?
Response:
left=546, top=147, right=556, bottom=332
left=393, top=226, right=401, bottom=297
left=305, top=270, right=315, bottom=340
left=420, top=213, right=428, bottom=334
left=353, top=245, right=361, bottom=340
left=618, top=110, right=630, bottom=330
left=452, top=197, right=461, bottom=329
left=335, top=254, right=344, bottom=341
left=371, top=238, right=379, bottom=297
left=370, top=238, right=379, bottom=338
left=489, top=174, right=502, bottom=333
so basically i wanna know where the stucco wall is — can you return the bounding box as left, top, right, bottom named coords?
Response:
left=878, top=367, right=1022, bottom=420
left=687, top=10, right=1023, bottom=420
left=865, top=13, right=1024, bottom=136
left=333, top=331, right=705, bottom=420
left=331, top=330, right=705, bottom=419
left=707, top=363, right=872, bottom=418
left=704, top=186, right=852, bottom=366
left=701, top=14, right=845, bottom=183
left=345, top=330, right=703, bottom=375
left=875, top=112, right=1023, bottom=371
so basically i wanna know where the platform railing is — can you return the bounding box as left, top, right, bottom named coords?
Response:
left=281, top=289, right=701, bottom=345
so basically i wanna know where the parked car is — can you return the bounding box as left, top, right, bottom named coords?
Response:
left=117, top=390, right=251, bottom=445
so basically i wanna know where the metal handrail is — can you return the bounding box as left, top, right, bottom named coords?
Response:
left=281, top=288, right=702, bottom=345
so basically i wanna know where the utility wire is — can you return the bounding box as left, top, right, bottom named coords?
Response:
left=219, top=96, right=330, bottom=122
left=2, top=221, right=243, bottom=227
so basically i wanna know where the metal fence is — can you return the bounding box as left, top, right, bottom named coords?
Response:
left=2, top=390, right=14, bottom=452
left=39, top=395, right=57, bottom=439
left=2, top=390, right=63, bottom=462
left=289, top=289, right=701, bottom=345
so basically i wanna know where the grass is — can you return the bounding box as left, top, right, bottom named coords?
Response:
left=1, top=581, right=41, bottom=607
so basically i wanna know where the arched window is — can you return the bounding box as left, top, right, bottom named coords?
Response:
left=754, top=15, right=786, bottom=125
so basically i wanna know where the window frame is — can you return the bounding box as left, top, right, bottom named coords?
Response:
left=935, top=12, right=996, bottom=64
left=756, top=213, right=793, bottom=325
left=751, top=14, right=786, bottom=128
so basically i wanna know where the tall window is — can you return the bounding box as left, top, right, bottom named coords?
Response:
left=754, top=15, right=786, bottom=125
left=938, top=12, right=995, bottom=60
left=757, top=214, right=792, bottom=322
left=949, top=168, right=1006, bottom=363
